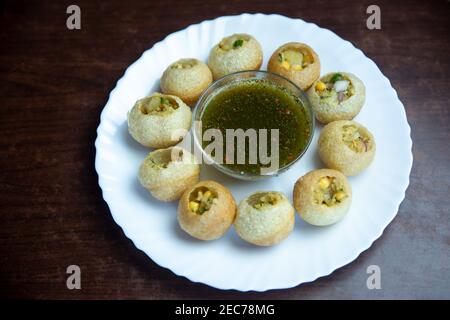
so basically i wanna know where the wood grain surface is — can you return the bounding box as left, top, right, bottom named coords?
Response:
left=0, top=0, right=449, bottom=299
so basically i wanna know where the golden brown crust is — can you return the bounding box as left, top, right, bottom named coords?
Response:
left=208, top=34, right=263, bottom=80
left=318, top=120, right=376, bottom=176
left=177, top=180, right=236, bottom=240
left=147, top=173, right=199, bottom=202
left=138, top=147, right=200, bottom=202
left=307, top=72, right=366, bottom=124
left=268, top=42, right=320, bottom=91
left=234, top=191, right=295, bottom=246
left=160, top=58, right=213, bottom=106
left=127, top=93, right=192, bottom=148
left=293, top=169, right=352, bottom=226
left=247, top=213, right=294, bottom=246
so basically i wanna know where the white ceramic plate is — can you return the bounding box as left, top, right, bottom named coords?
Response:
left=95, top=13, right=412, bottom=291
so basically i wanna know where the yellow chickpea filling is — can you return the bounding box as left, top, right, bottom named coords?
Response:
left=188, top=187, right=217, bottom=215
left=219, top=35, right=248, bottom=50
left=314, top=176, right=347, bottom=206
left=342, top=125, right=370, bottom=153
left=147, top=148, right=184, bottom=169
left=171, top=60, right=196, bottom=69
left=147, top=149, right=174, bottom=169
left=250, top=192, right=282, bottom=210
left=148, top=159, right=168, bottom=169
left=315, top=81, right=327, bottom=91
left=140, top=96, right=179, bottom=115
left=316, top=73, right=355, bottom=103
left=278, top=49, right=314, bottom=71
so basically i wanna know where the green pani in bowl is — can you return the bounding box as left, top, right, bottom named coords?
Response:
left=193, top=71, right=314, bottom=180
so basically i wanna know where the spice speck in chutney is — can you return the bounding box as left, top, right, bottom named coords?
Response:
left=200, top=79, right=312, bottom=174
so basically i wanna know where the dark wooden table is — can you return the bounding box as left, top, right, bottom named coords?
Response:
left=1, top=0, right=449, bottom=299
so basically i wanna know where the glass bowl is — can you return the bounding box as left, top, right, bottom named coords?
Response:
left=193, top=70, right=315, bottom=181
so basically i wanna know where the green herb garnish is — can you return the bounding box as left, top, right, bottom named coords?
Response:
left=233, top=39, right=244, bottom=48
left=330, top=73, right=343, bottom=83
left=278, top=52, right=284, bottom=63
left=160, top=97, right=170, bottom=105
